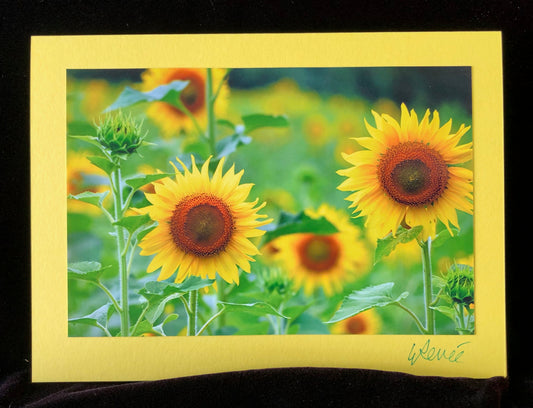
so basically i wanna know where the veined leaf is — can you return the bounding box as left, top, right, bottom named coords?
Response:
left=87, top=155, right=117, bottom=176
left=113, top=214, right=153, bottom=235
left=68, top=303, right=114, bottom=332
left=242, top=114, right=289, bottom=133
left=430, top=305, right=456, bottom=322
left=153, top=313, right=179, bottom=335
left=138, top=277, right=214, bottom=324
left=218, top=301, right=289, bottom=319
left=374, top=225, right=423, bottom=264
left=104, top=80, right=189, bottom=112
left=261, top=211, right=338, bottom=246
left=125, top=173, right=174, bottom=191
left=68, top=261, right=111, bottom=283
left=326, top=282, right=409, bottom=323
left=215, top=133, right=252, bottom=159
left=68, top=190, right=109, bottom=208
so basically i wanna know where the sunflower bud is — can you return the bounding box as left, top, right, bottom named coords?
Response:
left=96, top=111, right=146, bottom=156
left=257, top=267, right=292, bottom=297
left=444, top=264, right=474, bottom=306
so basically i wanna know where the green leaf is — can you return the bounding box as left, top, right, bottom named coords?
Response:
left=87, top=155, right=117, bottom=176
left=242, top=114, right=289, bottom=133
left=68, top=303, right=114, bottom=330
left=216, top=118, right=236, bottom=129
left=153, top=313, right=179, bottom=335
left=68, top=190, right=109, bottom=208
left=113, top=214, right=153, bottom=235
left=104, top=80, right=189, bottom=112
left=432, top=227, right=460, bottom=248
left=261, top=211, right=338, bottom=246
left=136, top=224, right=157, bottom=242
left=374, top=225, right=423, bottom=264
left=430, top=305, right=456, bottom=322
left=215, top=133, right=252, bottom=159
left=68, top=135, right=103, bottom=150
left=68, top=261, right=111, bottom=283
left=130, top=319, right=159, bottom=337
left=124, top=173, right=174, bottom=191
left=139, top=277, right=214, bottom=324
left=326, top=282, right=409, bottom=323
left=218, top=302, right=289, bottom=319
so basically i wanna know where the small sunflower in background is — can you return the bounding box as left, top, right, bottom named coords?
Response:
left=138, top=156, right=272, bottom=285
left=272, top=204, right=371, bottom=296
left=67, top=150, right=108, bottom=214
left=330, top=308, right=382, bottom=335
left=338, top=103, right=473, bottom=241
left=140, top=68, right=229, bottom=138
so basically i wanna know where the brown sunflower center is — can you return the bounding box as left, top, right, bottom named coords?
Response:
left=170, top=194, right=234, bottom=256
left=167, top=70, right=205, bottom=115
left=345, top=315, right=367, bottom=334
left=378, top=142, right=449, bottom=206
left=298, top=235, right=340, bottom=273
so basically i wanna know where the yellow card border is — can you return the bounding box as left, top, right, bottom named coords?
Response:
left=31, top=32, right=506, bottom=381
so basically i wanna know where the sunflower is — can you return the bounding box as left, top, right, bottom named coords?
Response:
left=337, top=103, right=473, bottom=241
left=138, top=156, right=271, bottom=284
left=140, top=68, right=229, bottom=138
left=271, top=204, right=371, bottom=296
left=330, top=308, right=381, bottom=335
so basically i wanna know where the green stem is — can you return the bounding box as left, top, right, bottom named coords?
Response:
left=196, top=307, right=226, bottom=336
left=394, top=302, right=427, bottom=334
left=176, top=100, right=205, bottom=140
left=94, top=280, right=122, bottom=315
left=206, top=68, right=217, bottom=156
left=420, top=238, right=435, bottom=335
left=187, top=289, right=198, bottom=336
left=112, top=165, right=130, bottom=336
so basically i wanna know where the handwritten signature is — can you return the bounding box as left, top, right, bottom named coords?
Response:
left=407, top=339, right=470, bottom=366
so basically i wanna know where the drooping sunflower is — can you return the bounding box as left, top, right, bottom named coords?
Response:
left=337, top=103, right=473, bottom=241
left=330, top=308, right=382, bottom=335
left=140, top=68, right=229, bottom=138
left=271, top=204, right=371, bottom=296
left=138, top=156, right=271, bottom=284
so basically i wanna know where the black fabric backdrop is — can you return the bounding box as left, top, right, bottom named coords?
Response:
left=1, top=1, right=530, bottom=407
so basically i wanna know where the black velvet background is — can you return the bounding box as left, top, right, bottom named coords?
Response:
left=1, top=1, right=530, bottom=406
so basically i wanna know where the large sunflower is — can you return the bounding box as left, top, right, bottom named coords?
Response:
left=337, top=103, right=473, bottom=241
left=140, top=68, right=229, bottom=138
left=138, top=156, right=271, bottom=284
left=271, top=204, right=371, bottom=296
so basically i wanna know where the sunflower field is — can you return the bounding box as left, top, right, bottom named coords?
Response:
left=67, top=67, right=474, bottom=337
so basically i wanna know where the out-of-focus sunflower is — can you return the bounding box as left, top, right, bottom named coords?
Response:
left=67, top=150, right=108, bottom=214
left=302, top=113, right=331, bottom=147
left=80, top=79, right=111, bottom=121
left=338, top=103, right=473, bottom=241
left=330, top=308, right=382, bottom=335
left=138, top=156, right=272, bottom=284
left=140, top=68, right=229, bottom=138
left=271, top=204, right=371, bottom=296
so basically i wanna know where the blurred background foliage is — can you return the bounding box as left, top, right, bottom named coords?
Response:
left=67, top=67, right=473, bottom=336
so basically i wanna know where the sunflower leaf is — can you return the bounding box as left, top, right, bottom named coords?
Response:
left=104, top=80, right=190, bottom=112
left=260, top=211, right=338, bottom=246
left=218, top=301, right=289, bottom=319
left=139, top=277, right=214, bottom=324
left=430, top=305, right=456, bottom=322
left=87, top=155, right=117, bottom=176
left=432, top=227, right=460, bottom=248
left=124, top=173, right=174, bottom=191
left=68, top=303, right=115, bottom=331
left=68, top=191, right=109, bottom=208
left=68, top=135, right=104, bottom=150
left=113, top=214, right=153, bottom=235
left=215, top=133, right=252, bottom=159
left=153, top=313, right=179, bottom=335
left=374, top=225, right=423, bottom=264
left=325, top=282, right=409, bottom=324
left=68, top=261, right=111, bottom=282
left=242, top=114, right=289, bottom=133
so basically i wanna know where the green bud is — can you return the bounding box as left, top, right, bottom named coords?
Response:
left=257, top=267, right=292, bottom=296
left=444, top=264, right=474, bottom=306
left=96, top=111, right=146, bottom=156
